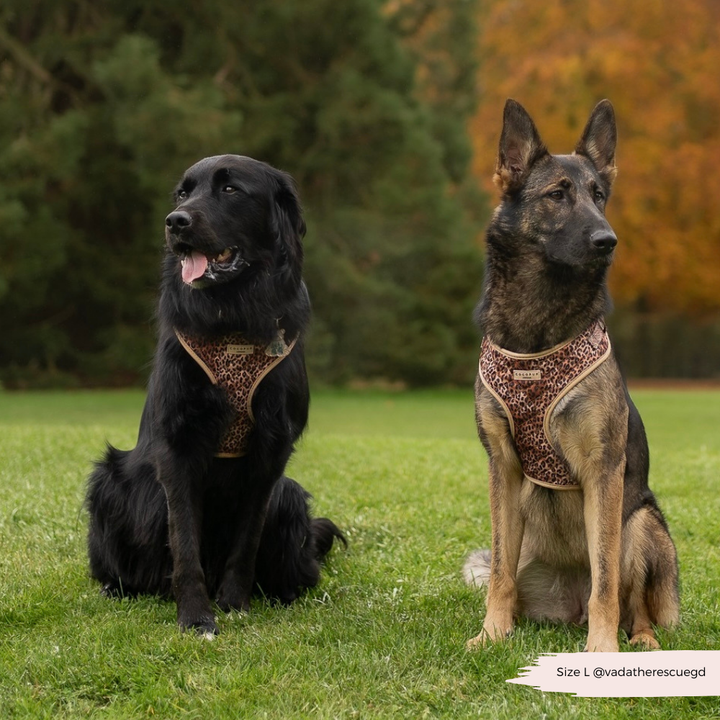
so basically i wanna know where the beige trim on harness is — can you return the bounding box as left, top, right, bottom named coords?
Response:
left=483, top=333, right=576, bottom=361
left=542, top=340, right=612, bottom=469
left=478, top=363, right=516, bottom=438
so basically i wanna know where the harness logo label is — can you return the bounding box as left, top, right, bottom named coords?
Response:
left=514, top=369, right=542, bottom=381
left=226, top=344, right=254, bottom=356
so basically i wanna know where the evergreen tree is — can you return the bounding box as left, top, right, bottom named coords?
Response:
left=0, top=0, right=483, bottom=387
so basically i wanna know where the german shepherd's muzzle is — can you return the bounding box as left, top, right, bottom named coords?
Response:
left=464, top=100, right=679, bottom=652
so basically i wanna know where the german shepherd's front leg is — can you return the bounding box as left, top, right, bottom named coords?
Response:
left=477, top=459, right=525, bottom=646
left=582, top=459, right=624, bottom=652
left=468, top=392, right=526, bottom=648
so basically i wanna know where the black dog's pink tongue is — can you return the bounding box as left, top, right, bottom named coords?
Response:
left=181, top=252, right=208, bottom=284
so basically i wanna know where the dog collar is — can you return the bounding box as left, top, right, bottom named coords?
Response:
left=175, top=329, right=296, bottom=457
left=479, top=320, right=611, bottom=489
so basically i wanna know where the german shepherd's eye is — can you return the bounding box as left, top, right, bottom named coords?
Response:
left=594, top=189, right=605, bottom=202
left=548, top=189, right=564, bottom=200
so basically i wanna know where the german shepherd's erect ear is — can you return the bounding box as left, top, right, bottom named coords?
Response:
left=494, top=99, right=549, bottom=195
left=575, top=100, right=618, bottom=187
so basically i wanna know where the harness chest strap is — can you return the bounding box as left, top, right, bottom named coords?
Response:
left=175, top=329, right=296, bottom=458
left=478, top=320, right=612, bottom=490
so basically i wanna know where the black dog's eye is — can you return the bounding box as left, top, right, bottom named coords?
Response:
left=222, top=185, right=238, bottom=194
left=177, top=190, right=188, bottom=201
left=594, top=189, right=605, bottom=202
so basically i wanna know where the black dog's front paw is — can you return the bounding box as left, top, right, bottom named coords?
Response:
left=177, top=594, right=219, bottom=636
left=216, top=591, right=251, bottom=614
left=216, top=575, right=252, bottom=614
left=178, top=612, right=219, bottom=637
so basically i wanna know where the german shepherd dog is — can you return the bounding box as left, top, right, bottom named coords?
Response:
left=86, top=155, right=344, bottom=636
left=463, top=101, right=679, bottom=651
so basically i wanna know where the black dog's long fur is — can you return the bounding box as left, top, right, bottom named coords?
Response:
left=86, top=155, right=344, bottom=635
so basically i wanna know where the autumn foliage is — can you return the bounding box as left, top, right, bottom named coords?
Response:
left=1, top=0, right=718, bottom=386
left=470, top=0, right=720, bottom=316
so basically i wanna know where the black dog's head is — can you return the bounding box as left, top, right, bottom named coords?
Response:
left=165, top=155, right=305, bottom=290
left=491, top=99, right=618, bottom=268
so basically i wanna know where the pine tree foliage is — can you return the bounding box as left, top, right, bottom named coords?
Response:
left=0, top=0, right=483, bottom=387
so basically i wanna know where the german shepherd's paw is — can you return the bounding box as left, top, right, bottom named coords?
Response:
left=629, top=630, right=661, bottom=650
left=584, top=632, right=620, bottom=653
left=467, top=614, right=514, bottom=649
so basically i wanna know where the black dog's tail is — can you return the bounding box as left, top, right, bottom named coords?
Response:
left=311, top=516, right=347, bottom=561
left=254, top=476, right=346, bottom=605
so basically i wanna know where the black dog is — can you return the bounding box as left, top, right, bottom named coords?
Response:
left=86, top=155, right=344, bottom=635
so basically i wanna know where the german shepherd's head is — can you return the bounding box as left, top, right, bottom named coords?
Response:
left=491, top=99, right=618, bottom=268
left=477, top=100, right=619, bottom=352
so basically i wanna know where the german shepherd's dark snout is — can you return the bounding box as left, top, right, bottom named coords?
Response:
left=464, top=100, right=679, bottom=652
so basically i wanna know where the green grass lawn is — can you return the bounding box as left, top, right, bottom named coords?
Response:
left=1, top=388, right=719, bottom=718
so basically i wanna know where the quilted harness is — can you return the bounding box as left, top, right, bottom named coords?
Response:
left=175, top=329, right=296, bottom=458
left=478, top=320, right=611, bottom=489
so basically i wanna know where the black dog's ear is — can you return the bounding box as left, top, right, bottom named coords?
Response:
left=270, top=171, right=305, bottom=275
left=494, top=99, right=548, bottom=195
left=575, top=99, right=617, bottom=187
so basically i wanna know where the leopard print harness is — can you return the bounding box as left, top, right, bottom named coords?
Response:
left=175, top=329, right=296, bottom=458
left=479, top=320, right=611, bottom=490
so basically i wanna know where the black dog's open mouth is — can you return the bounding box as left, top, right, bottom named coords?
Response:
left=180, top=248, right=249, bottom=288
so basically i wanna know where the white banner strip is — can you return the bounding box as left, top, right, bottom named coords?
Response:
left=508, top=651, right=720, bottom=697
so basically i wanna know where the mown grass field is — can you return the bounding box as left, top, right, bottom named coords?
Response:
left=1, top=388, right=719, bottom=718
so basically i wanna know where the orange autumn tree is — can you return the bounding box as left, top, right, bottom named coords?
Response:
left=470, top=0, right=720, bottom=316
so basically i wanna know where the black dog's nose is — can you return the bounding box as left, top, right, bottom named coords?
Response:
left=165, top=211, right=192, bottom=234
left=590, top=229, right=617, bottom=254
